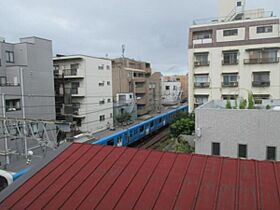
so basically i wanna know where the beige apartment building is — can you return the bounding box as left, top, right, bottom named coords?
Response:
left=188, top=0, right=280, bottom=112
left=112, top=58, right=161, bottom=116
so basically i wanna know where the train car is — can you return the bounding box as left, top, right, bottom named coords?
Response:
left=92, top=105, right=188, bottom=147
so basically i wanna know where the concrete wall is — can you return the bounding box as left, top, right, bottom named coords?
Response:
left=0, top=37, right=56, bottom=120
left=195, top=107, right=280, bottom=160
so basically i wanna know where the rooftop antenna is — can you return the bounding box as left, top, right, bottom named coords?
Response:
left=122, top=44, right=125, bottom=58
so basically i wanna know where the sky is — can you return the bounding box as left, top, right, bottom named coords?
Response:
left=1, top=0, right=279, bottom=75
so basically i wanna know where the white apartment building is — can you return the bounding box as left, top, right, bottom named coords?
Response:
left=188, top=0, right=280, bottom=112
left=53, top=55, right=113, bottom=133
left=161, top=77, right=182, bottom=106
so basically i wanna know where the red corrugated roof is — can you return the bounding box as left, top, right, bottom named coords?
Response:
left=1, top=143, right=280, bottom=210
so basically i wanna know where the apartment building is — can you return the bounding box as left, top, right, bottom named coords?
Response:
left=53, top=55, right=113, bottom=133
left=161, top=76, right=182, bottom=106
left=112, top=58, right=161, bottom=116
left=163, top=75, right=188, bottom=101
left=0, top=36, right=55, bottom=120
left=195, top=100, right=280, bottom=161
left=188, top=0, right=280, bottom=112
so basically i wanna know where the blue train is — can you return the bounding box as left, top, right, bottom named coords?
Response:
left=91, top=105, right=188, bottom=147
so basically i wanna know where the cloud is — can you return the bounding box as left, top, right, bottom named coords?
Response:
left=0, top=0, right=279, bottom=75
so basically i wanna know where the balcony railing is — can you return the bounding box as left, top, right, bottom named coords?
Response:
left=244, top=58, right=279, bottom=64
left=222, top=60, right=239, bottom=65
left=63, top=69, right=78, bottom=76
left=194, top=61, right=210, bottom=67
left=252, top=81, right=270, bottom=87
left=222, top=81, right=239, bottom=87
left=194, top=82, right=210, bottom=88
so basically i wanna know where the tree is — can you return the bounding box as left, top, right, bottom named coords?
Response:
left=116, top=112, right=131, bottom=124
left=170, top=117, right=195, bottom=137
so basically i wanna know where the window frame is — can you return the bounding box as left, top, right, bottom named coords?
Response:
left=223, top=29, right=238, bottom=37
left=238, top=144, right=247, bottom=158
left=257, top=25, right=273, bottom=34
left=212, top=142, right=220, bottom=156
left=266, top=146, right=276, bottom=161
left=5, top=51, right=15, bottom=63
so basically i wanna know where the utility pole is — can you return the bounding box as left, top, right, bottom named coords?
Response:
left=1, top=93, right=10, bottom=168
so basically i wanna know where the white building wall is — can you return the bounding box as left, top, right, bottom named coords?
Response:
left=195, top=107, right=280, bottom=161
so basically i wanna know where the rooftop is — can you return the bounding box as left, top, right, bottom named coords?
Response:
left=1, top=143, right=280, bottom=210
left=192, top=9, right=275, bottom=26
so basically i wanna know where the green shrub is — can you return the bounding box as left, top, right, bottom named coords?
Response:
left=226, top=98, right=232, bottom=109
left=266, top=105, right=271, bottom=110
left=239, top=98, right=247, bottom=109
left=248, top=93, right=254, bottom=109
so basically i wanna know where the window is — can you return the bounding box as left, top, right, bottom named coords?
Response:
left=194, top=74, right=209, bottom=88
left=195, top=95, right=209, bottom=105
left=99, top=100, right=105, bottom=105
left=99, top=115, right=105, bottom=121
left=110, top=113, right=113, bottom=118
left=107, top=81, right=111, bottom=86
left=6, top=51, right=14, bottom=63
left=165, top=86, right=170, bottom=90
left=253, top=94, right=270, bottom=104
left=0, top=77, right=7, bottom=86
left=193, top=30, right=212, bottom=40
left=71, top=82, right=79, bottom=94
left=257, top=26, right=273, bottom=33
left=139, top=126, right=144, bottom=133
left=246, top=49, right=278, bottom=64
left=54, top=65, right=59, bottom=71
left=238, top=144, right=247, bottom=158
left=252, top=72, right=270, bottom=87
left=222, top=95, right=238, bottom=100
left=150, top=121, right=154, bottom=128
left=222, top=73, right=238, bottom=87
left=107, top=139, right=114, bottom=146
left=194, top=74, right=208, bottom=83
left=223, top=29, right=238, bottom=36
left=6, top=99, right=21, bottom=112
left=223, top=51, right=238, bottom=65
left=98, top=65, right=104, bottom=70
left=98, top=82, right=105, bottom=87
left=237, top=1, right=242, bottom=6
left=194, top=53, right=209, bottom=66
left=212, top=142, right=220, bottom=156
left=107, top=98, right=111, bottom=103
left=106, top=65, right=110, bottom=70
left=267, top=146, right=276, bottom=161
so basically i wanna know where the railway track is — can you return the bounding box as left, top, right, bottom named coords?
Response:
left=136, top=128, right=170, bottom=149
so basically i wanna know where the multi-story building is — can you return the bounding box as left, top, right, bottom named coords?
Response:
left=161, top=76, right=182, bottom=106
left=53, top=55, right=113, bottom=133
left=188, top=0, right=280, bottom=112
left=112, top=58, right=161, bottom=116
left=195, top=100, right=280, bottom=161
left=163, top=75, right=188, bottom=101
left=0, top=36, right=55, bottom=120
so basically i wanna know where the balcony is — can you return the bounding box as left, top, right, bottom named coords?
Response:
left=222, top=60, right=239, bottom=65
left=194, top=61, right=210, bottom=67
left=222, top=81, right=239, bottom=88
left=63, top=69, right=84, bottom=78
left=252, top=81, right=270, bottom=87
left=194, top=82, right=210, bottom=88
left=71, top=87, right=85, bottom=97
left=244, top=58, right=279, bottom=65
left=193, top=38, right=213, bottom=45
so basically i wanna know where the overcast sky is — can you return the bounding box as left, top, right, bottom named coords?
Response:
left=1, top=0, right=279, bottom=75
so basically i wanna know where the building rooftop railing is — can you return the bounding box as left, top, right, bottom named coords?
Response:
left=193, top=10, right=275, bottom=26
